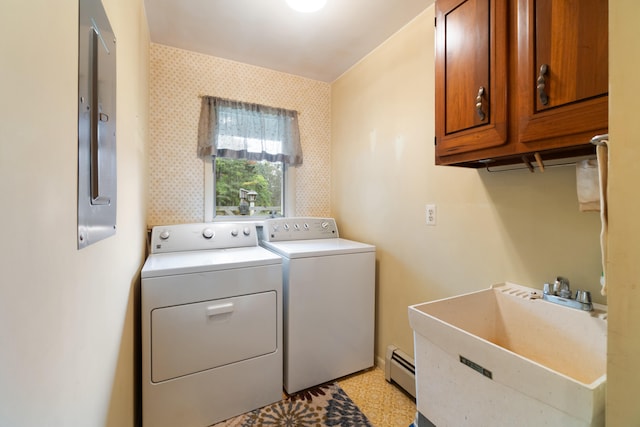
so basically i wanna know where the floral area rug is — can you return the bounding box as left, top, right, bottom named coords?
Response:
left=212, top=382, right=373, bottom=427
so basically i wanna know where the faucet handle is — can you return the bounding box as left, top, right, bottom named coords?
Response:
left=555, top=276, right=571, bottom=298
left=575, top=289, right=592, bottom=304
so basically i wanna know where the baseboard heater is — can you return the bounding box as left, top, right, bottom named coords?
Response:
left=385, top=345, right=416, bottom=398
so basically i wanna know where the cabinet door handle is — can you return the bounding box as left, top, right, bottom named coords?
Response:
left=475, top=86, right=486, bottom=121
left=537, top=64, right=549, bottom=106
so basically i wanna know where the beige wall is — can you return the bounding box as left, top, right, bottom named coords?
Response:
left=332, top=7, right=603, bottom=365
left=608, top=1, right=640, bottom=425
left=0, top=0, right=149, bottom=426
left=1, top=0, right=636, bottom=425
left=148, top=44, right=332, bottom=226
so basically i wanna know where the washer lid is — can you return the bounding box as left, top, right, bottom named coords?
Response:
left=260, top=238, right=375, bottom=258
left=141, top=246, right=282, bottom=278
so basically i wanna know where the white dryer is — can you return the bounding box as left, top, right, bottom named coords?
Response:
left=141, top=222, right=282, bottom=427
left=259, top=217, right=376, bottom=393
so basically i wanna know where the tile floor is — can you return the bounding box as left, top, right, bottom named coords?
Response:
left=337, top=367, right=416, bottom=427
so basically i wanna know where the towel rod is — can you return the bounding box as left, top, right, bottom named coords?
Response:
left=486, top=135, right=606, bottom=173
left=591, top=134, right=609, bottom=146
left=484, top=159, right=583, bottom=173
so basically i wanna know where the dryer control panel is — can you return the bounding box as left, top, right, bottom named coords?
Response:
left=259, top=217, right=339, bottom=242
left=150, top=222, right=258, bottom=253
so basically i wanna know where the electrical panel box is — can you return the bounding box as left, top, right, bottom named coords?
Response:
left=77, top=0, right=117, bottom=248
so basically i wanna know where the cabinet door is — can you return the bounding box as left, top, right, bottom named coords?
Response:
left=435, top=0, right=507, bottom=159
left=517, top=0, right=608, bottom=146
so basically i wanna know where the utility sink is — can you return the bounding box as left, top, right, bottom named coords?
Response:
left=409, top=282, right=607, bottom=427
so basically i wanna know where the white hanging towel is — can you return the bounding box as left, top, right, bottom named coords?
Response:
left=576, top=136, right=609, bottom=296
left=596, top=143, right=608, bottom=296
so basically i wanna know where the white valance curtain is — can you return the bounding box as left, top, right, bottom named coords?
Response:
left=197, top=96, right=303, bottom=166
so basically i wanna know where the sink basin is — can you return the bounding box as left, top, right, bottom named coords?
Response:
left=408, top=282, right=606, bottom=427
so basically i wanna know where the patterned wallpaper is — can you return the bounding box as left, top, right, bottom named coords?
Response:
left=148, top=43, right=332, bottom=226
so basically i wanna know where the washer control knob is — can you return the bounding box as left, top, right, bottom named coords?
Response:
left=202, top=228, right=214, bottom=239
left=294, top=223, right=300, bottom=230
left=243, top=227, right=251, bottom=236
left=159, top=230, right=170, bottom=240
left=230, top=229, right=239, bottom=237
left=283, top=223, right=290, bottom=230
left=303, top=223, right=309, bottom=230
left=321, top=221, right=329, bottom=229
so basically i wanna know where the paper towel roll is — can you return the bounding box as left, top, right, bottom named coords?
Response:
left=576, top=158, right=600, bottom=212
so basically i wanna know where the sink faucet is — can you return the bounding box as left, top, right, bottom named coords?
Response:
left=542, top=276, right=593, bottom=311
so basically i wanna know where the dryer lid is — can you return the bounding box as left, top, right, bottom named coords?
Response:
left=141, top=246, right=282, bottom=278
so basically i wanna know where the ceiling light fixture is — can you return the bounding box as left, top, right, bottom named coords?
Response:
left=286, top=0, right=327, bottom=13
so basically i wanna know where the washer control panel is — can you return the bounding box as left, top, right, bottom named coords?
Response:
left=259, top=217, right=338, bottom=242
left=150, top=222, right=257, bottom=253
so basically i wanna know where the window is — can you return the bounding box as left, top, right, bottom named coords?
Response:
left=198, top=97, right=302, bottom=220
left=214, top=158, right=283, bottom=217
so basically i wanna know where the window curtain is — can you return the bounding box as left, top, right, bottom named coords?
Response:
left=197, top=96, right=303, bottom=166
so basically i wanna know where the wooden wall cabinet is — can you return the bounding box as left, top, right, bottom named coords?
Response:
left=435, top=0, right=608, bottom=168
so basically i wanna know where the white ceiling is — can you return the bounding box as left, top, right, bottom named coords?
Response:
left=144, top=0, right=434, bottom=82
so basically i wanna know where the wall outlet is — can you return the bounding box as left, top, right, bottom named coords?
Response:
left=425, top=204, right=436, bottom=226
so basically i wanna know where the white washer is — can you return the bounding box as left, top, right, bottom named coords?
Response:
left=259, top=217, right=376, bottom=393
left=141, top=222, right=282, bottom=427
